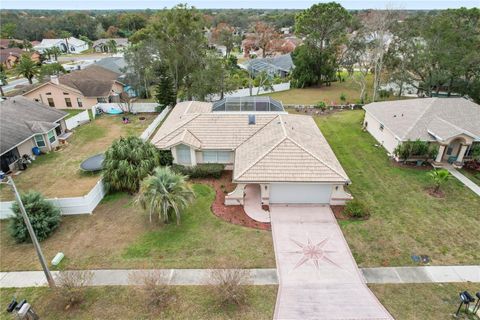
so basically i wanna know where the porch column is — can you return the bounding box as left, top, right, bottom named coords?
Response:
left=456, top=144, right=470, bottom=162
left=435, top=144, right=446, bottom=163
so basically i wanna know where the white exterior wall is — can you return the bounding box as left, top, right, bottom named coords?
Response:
left=364, top=112, right=400, bottom=155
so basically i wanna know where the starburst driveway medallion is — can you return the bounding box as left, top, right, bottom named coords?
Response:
left=289, top=236, right=340, bottom=271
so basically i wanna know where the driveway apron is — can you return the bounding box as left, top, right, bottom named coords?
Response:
left=270, top=205, right=393, bottom=320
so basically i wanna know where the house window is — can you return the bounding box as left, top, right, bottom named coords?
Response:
left=34, top=135, right=46, bottom=147
left=97, top=97, right=107, bottom=103
left=65, top=98, right=72, bottom=107
left=47, top=130, right=56, bottom=144
left=202, top=150, right=230, bottom=163
left=446, top=146, right=453, bottom=155
left=47, top=98, right=55, bottom=107
left=176, top=145, right=191, bottom=165
left=46, top=92, right=52, bottom=95
left=77, top=98, right=83, bottom=108
left=63, top=92, right=69, bottom=95
left=379, top=124, right=384, bottom=131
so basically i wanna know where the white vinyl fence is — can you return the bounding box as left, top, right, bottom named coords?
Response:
left=208, top=82, right=290, bottom=101
left=139, top=106, right=171, bottom=141
left=65, top=110, right=91, bottom=130
left=0, top=180, right=105, bottom=219
left=0, top=107, right=171, bottom=220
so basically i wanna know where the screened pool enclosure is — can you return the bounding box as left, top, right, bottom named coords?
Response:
left=212, top=97, right=285, bottom=112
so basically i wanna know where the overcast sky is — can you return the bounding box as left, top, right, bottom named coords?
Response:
left=1, top=0, right=479, bottom=10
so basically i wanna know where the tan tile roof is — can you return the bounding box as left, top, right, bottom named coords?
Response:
left=152, top=101, right=349, bottom=183
left=363, top=98, right=480, bottom=141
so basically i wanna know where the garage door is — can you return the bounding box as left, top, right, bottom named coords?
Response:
left=269, top=184, right=332, bottom=204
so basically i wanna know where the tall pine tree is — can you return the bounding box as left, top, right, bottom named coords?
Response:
left=155, top=64, right=177, bottom=111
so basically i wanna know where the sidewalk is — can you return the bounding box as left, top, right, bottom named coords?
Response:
left=447, top=166, right=480, bottom=196
left=1, top=266, right=479, bottom=288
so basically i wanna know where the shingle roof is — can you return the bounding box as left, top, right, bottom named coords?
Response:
left=0, top=48, right=24, bottom=63
left=363, top=98, right=480, bottom=142
left=0, top=96, right=67, bottom=155
left=57, top=65, right=122, bottom=97
left=93, top=57, right=128, bottom=74
left=92, top=38, right=129, bottom=47
left=153, top=100, right=349, bottom=183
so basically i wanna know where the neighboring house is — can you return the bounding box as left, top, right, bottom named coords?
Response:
left=242, top=53, right=294, bottom=78
left=92, top=38, right=129, bottom=52
left=34, top=37, right=88, bottom=54
left=152, top=97, right=352, bottom=206
left=0, top=39, right=22, bottom=49
left=0, top=48, right=41, bottom=69
left=363, top=97, right=480, bottom=165
left=0, top=96, right=67, bottom=172
left=22, top=65, right=125, bottom=109
left=93, top=57, right=127, bottom=75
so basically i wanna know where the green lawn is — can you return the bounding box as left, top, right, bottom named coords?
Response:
left=370, top=283, right=479, bottom=320
left=0, top=285, right=277, bottom=319
left=0, top=184, right=274, bottom=271
left=315, top=110, right=480, bottom=267
left=459, top=168, right=480, bottom=186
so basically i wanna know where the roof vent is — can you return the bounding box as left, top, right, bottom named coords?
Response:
left=248, top=114, right=256, bottom=125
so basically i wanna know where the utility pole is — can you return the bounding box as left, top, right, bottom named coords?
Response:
left=6, top=176, right=55, bottom=288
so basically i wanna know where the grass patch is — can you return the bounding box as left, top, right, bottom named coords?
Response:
left=315, top=110, right=480, bottom=266
left=0, top=113, right=156, bottom=200
left=370, top=283, right=479, bottom=320
left=459, top=168, right=480, bottom=186
left=61, top=109, right=87, bottom=119
left=0, top=184, right=274, bottom=271
left=0, top=285, right=277, bottom=319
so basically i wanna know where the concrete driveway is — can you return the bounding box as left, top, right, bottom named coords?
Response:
left=271, top=205, right=393, bottom=320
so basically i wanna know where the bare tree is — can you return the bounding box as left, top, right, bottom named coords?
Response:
left=129, top=270, right=174, bottom=310
left=251, top=21, right=279, bottom=58
left=209, top=268, right=251, bottom=306
left=117, top=92, right=134, bottom=113
left=54, top=270, right=93, bottom=309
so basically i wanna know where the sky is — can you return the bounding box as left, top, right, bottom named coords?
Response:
left=1, top=0, right=479, bottom=10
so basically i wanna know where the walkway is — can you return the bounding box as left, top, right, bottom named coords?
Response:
left=1, top=265, right=479, bottom=288
left=447, top=167, right=480, bottom=196
left=243, top=184, right=270, bottom=223
left=270, top=205, right=393, bottom=320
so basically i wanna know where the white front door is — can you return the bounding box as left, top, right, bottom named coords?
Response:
left=269, top=184, right=332, bottom=204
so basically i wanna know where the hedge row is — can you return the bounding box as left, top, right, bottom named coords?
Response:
left=172, top=163, right=224, bottom=179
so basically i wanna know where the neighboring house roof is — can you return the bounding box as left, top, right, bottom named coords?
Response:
left=363, top=98, right=480, bottom=142
left=36, top=37, right=86, bottom=48
left=0, top=48, right=24, bottom=63
left=24, top=65, right=122, bottom=98
left=93, top=57, right=128, bottom=75
left=0, top=39, right=22, bottom=49
left=152, top=100, right=349, bottom=184
left=92, top=38, right=129, bottom=47
left=0, top=96, right=67, bottom=155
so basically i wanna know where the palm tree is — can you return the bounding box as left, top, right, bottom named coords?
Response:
left=428, top=169, right=450, bottom=193
left=15, top=54, right=40, bottom=84
left=0, top=68, right=8, bottom=97
left=106, top=39, right=117, bottom=53
left=43, top=48, right=52, bottom=61
left=59, top=31, right=72, bottom=53
left=50, top=47, right=62, bottom=61
left=137, top=167, right=195, bottom=225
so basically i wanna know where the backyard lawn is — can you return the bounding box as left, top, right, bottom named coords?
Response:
left=0, top=285, right=277, bottom=319
left=0, top=184, right=275, bottom=271
left=315, top=110, right=480, bottom=267
left=0, top=113, right=156, bottom=201
left=370, top=283, right=479, bottom=320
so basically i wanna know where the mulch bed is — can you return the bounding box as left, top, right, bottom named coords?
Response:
left=192, top=171, right=271, bottom=231
left=331, top=205, right=370, bottom=221
left=426, top=187, right=445, bottom=198
left=390, top=159, right=433, bottom=171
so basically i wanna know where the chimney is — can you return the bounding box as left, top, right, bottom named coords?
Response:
left=50, top=75, right=59, bottom=85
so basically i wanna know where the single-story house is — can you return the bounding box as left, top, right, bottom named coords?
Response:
left=242, top=53, right=294, bottom=78
left=34, top=37, right=88, bottom=54
left=0, top=39, right=22, bottom=49
left=0, top=96, right=68, bottom=172
left=363, top=97, right=480, bottom=165
left=22, top=65, right=125, bottom=109
left=152, top=97, right=352, bottom=206
left=92, top=38, right=129, bottom=52
left=0, top=48, right=41, bottom=69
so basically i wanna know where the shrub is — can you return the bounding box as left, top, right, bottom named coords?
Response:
left=209, top=268, right=251, bottom=306
left=172, top=163, right=224, bottom=179
left=159, top=150, right=173, bottom=166
left=103, top=136, right=162, bottom=193
left=394, top=139, right=433, bottom=162
left=8, top=191, right=61, bottom=243
left=428, top=169, right=450, bottom=193
left=344, top=200, right=370, bottom=219
left=339, top=92, right=346, bottom=103
left=314, top=101, right=327, bottom=111
left=130, top=271, right=174, bottom=310
left=54, top=270, right=93, bottom=309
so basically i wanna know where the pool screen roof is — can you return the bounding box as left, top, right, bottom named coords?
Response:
left=212, top=96, right=284, bottom=112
